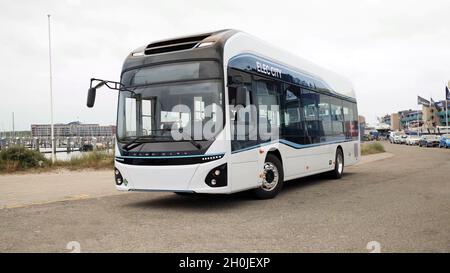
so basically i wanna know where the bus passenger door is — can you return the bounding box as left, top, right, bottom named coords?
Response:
left=228, top=69, right=259, bottom=191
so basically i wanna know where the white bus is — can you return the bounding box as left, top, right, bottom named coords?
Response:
left=87, top=29, right=360, bottom=199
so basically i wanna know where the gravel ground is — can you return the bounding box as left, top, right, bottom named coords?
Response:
left=0, top=142, right=449, bottom=252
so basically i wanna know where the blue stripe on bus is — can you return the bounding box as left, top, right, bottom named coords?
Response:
left=231, top=139, right=355, bottom=154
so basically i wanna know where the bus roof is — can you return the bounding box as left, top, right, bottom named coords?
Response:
left=223, top=31, right=356, bottom=99
left=125, top=29, right=355, bottom=100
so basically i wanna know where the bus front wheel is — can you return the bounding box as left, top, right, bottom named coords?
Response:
left=329, top=148, right=344, bottom=179
left=253, top=154, right=284, bottom=199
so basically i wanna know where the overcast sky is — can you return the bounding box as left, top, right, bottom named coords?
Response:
left=1, top=0, right=450, bottom=131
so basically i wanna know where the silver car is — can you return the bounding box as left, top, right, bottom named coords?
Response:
left=406, top=135, right=420, bottom=145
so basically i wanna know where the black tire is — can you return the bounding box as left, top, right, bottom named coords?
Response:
left=329, top=148, right=344, bottom=179
left=253, top=154, right=284, bottom=199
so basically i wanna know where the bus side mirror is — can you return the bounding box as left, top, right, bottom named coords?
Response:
left=236, top=86, right=248, bottom=107
left=87, top=87, right=96, bottom=108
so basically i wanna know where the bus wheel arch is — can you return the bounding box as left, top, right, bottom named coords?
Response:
left=336, top=145, right=343, bottom=156
left=267, top=149, right=282, bottom=165
left=266, top=148, right=284, bottom=177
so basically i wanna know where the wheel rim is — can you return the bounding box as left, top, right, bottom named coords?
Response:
left=261, top=162, right=279, bottom=192
left=337, top=152, right=343, bottom=174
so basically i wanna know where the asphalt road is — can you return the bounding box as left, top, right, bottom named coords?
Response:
left=0, top=142, right=449, bottom=252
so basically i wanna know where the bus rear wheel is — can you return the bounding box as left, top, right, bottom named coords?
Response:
left=329, top=148, right=344, bottom=179
left=253, top=154, right=284, bottom=199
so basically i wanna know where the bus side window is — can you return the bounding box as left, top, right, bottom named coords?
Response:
left=318, top=93, right=332, bottom=141
left=254, top=76, right=281, bottom=143
left=301, top=89, right=320, bottom=144
left=330, top=97, right=345, bottom=139
left=343, top=101, right=358, bottom=140
left=281, top=84, right=305, bottom=145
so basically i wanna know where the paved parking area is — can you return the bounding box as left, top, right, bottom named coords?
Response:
left=0, top=143, right=449, bottom=252
left=0, top=170, right=123, bottom=209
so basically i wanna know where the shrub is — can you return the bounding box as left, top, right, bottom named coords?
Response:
left=0, top=146, right=49, bottom=172
left=361, top=142, right=385, bottom=156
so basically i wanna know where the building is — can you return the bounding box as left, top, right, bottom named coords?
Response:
left=399, top=110, right=422, bottom=129
left=435, top=99, right=450, bottom=126
left=390, top=113, right=400, bottom=131
left=381, top=99, right=450, bottom=132
left=380, top=114, right=391, bottom=126
left=421, top=105, right=439, bottom=129
left=31, top=122, right=116, bottom=137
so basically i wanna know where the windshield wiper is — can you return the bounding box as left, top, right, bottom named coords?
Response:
left=152, top=128, right=202, bottom=150
left=122, top=129, right=203, bottom=151
left=122, top=135, right=167, bottom=151
left=178, top=129, right=202, bottom=150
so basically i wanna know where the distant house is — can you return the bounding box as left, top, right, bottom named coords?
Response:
left=31, top=121, right=116, bottom=137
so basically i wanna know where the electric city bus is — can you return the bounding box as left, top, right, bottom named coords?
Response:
left=87, top=29, right=360, bottom=199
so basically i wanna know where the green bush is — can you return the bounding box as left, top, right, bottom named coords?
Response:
left=361, top=142, right=385, bottom=156
left=0, top=146, right=49, bottom=172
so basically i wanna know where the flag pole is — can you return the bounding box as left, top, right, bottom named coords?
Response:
left=446, top=98, right=448, bottom=130
left=447, top=81, right=449, bottom=131
left=418, top=95, right=420, bottom=136
left=47, top=14, right=55, bottom=164
left=418, top=106, right=420, bottom=135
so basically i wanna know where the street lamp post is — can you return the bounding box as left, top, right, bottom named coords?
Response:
left=47, top=14, right=55, bottom=163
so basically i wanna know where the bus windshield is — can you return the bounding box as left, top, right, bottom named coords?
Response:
left=117, top=80, right=223, bottom=147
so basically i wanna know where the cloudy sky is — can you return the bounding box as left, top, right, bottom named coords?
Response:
left=1, top=0, right=450, bottom=131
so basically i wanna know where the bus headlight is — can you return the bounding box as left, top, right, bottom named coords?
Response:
left=205, top=163, right=227, bottom=187
left=115, top=168, right=124, bottom=186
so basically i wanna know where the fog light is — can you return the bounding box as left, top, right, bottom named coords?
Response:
left=115, top=168, right=124, bottom=186
left=205, top=163, right=227, bottom=187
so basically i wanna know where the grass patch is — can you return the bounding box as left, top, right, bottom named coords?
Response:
left=54, top=151, right=114, bottom=170
left=361, top=142, right=385, bottom=156
left=0, top=146, right=113, bottom=174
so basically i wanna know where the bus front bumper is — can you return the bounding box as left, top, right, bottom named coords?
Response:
left=114, top=160, right=231, bottom=194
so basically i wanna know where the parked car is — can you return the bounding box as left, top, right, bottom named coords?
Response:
left=392, top=135, right=399, bottom=144
left=439, top=134, right=450, bottom=148
left=406, top=135, right=421, bottom=145
left=369, top=131, right=379, bottom=140
left=399, top=135, right=408, bottom=144
left=418, top=135, right=440, bottom=147
left=389, top=132, right=397, bottom=143
left=80, top=143, right=94, bottom=152
left=393, top=135, right=407, bottom=144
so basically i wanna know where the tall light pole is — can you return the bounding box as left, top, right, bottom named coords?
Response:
left=12, top=112, right=15, bottom=138
left=47, top=14, right=55, bottom=163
